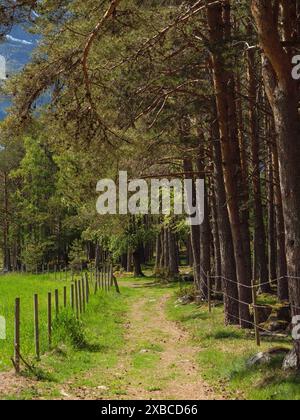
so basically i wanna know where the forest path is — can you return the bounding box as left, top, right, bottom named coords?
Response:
left=0, top=278, right=224, bottom=400
left=106, top=279, right=222, bottom=400
left=52, top=278, right=223, bottom=400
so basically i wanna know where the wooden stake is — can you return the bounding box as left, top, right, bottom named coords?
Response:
left=94, top=274, right=98, bottom=294
left=207, top=272, right=212, bottom=313
left=252, top=282, right=261, bottom=347
left=81, top=277, right=86, bottom=313
left=71, top=284, right=75, bottom=310
left=85, top=273, right=89, bottom=304
left=55, top=289, right=59, bottom=317
left=78, top=280, right=82, bottom=314
left=75, top=281, right=79, bottom=318
left=14, top=298, right=20, bottom=373
left=113, top=276, right=120, bottom=294
left=48, top=292, right=52, bottom=349
left=63, top=286, right=67, bottom=308
left=34, top=294, right=40, bottom=360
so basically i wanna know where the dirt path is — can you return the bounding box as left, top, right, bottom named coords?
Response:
left=0, top=280, right=224, bottom=400
left=116, top=289, right=222, bottom=400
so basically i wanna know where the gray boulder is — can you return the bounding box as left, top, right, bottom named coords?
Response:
left=247, top=347, right=290, bottom=368
left=283, top=349, right=298, bottom=371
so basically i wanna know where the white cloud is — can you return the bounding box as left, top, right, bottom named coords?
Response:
left=5, top=35, right=33, bottom=45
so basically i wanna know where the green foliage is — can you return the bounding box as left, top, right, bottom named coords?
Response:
left=52, top=309, right=87, bottom=349
left=68, top=239, right=86, bottom=271
left=21, top=239, right=52, bottom=271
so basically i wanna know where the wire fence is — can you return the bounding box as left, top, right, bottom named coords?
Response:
left=182, top=265, right=297, bottom=348
left=4, top=263, right=119, bottom=374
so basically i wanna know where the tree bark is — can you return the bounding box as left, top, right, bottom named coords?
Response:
left=3, top=172, right=11, bottom=272
left=267, top=138, right=277, bottom=283
left=247, top=44, right=271, bottom=293
left=207, top=2, right=252, bottom=327
left=210, top=98, right=239, bottom=325
left=133, top=250, right=144, bottom=277
left=272, top=141, right=289, bottom=301
left=252, top=0, right=300, bottom=365
left=168, top=229, right=179, bottom=277
left=183, top=159, right=201, bottom=292
left=197, top=131, right=210, bottom=299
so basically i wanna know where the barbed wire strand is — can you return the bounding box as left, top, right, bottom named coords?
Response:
left=192, top=274, right=292, bottom=340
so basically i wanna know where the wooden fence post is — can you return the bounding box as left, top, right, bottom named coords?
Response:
left=207, top=272, right=212, bottom=313
left=110, top=264, right=114, bottom=288
left=14, top=298, right=20, bottom=373
left=63, top=286, right=67, bottom=308
left=81, top=277, right=86, bottom=313
left=252, top=282, right=261, bottom=347
left=85, top=273, right=89, bottom=304
left=113, top=275, right=120, bottom=294
left=101, top=270, right=104, bottom=290
left=34, top=294, right=40, bottom=360
left=48, top=292, right=52, bottom=349
left=75, top=281, right=79, bottom=318
left=71, top=284, right=75, bottom=310
left=103, top=264, right=107, bottom=291
left=94, top=274, right=98, bottom=294
left=78, top=280, right=82, bottom=314
left=55, top=289, right=59, bottom=317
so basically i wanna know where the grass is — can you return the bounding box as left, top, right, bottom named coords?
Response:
left=167, top=295, right=300, bottom=400
left=0, top=274, right=166, bottom=399
left=0, top=272, right=82, bottom=371
left=1, top=272, right=300, bottom=400
left=1, top=275, right=132, bottom=400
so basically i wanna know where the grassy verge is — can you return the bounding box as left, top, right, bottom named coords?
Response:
left=0, top=272, right=81, bottom=370
left=0, top=275, right=163, bottom=399
left=2, top=282, right=130, bottom=400
left=167, top=293, right=300, bottom=400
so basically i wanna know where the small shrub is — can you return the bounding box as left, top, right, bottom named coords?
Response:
left=52, top=309, right=87, bottom=349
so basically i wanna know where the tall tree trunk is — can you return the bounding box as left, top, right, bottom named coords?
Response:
left=210, top=99, right=239, bottom=325
left=133, top=249, right=144, bottom=277
left=207, top=2, right=252, bottom=327
left=168, top=229, right=179, bottom=277
left=127, top=248, right=133, bottom=272
left=252, top=0, right=300, bottom=365
left=272, top=141, right=289, bottom=301
left=197, top=130, right=211, bottom=299
left=183, top=159, right=201, bottom=292
left=163, top=227, right=170, bottom=273
left=267, top=139, right=277, bottom=283
left=3, top=172, right=11, bottom=272
left=155, top=230, right=162, bottom=273
left=210, top=180, right=222, bottom=291
left=247, top=44, right=271, bottom=293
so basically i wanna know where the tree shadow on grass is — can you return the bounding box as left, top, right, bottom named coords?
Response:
left=205, top=330, right=243, bottom=340
left=229, top=354, right=300, bottom=396
left=179, top=312, right=210, bottom=322
left=132, top=280, right=179, bottom=290
left=76, top=341, right=108, bottom=353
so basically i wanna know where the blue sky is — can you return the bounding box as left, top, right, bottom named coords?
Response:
left=0, top=26, right=37, bottom=118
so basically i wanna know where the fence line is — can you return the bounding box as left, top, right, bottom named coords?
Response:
left=12, top=263, right=119, bottom=374
left=197, top=264, right=300, bottom=312
left=195, top=263, right=300, bottom=292
left=190, top=269, right=292, bottom=348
